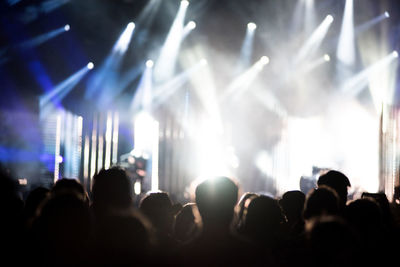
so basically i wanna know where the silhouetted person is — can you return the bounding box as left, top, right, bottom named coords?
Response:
left=303, top=186, right=340, bottom=221
left=30, top=193, right=92, bottom=265
left=139, top=191, right=181, bottom=263
left=180, top=176, right=252, bottom=266
left=51, top=178, right=90, bottom=206
left=242, top=195, right=286, bottom=247
left=174, top=203, right=199, bottom=243
left=91, top=212, right=152, bottom=265
left=241, top=195, right=287, bottom=265
left=0, top=166, right=25, bottom=264
left=279, top=190, right=305, bottom=237
left=305, top=215, right=358, bottom=267
left=344, top=197, right=393, bottom=266
left=91, top=166, right=133, bottom=221
left=317, top=170, right=350, bottom=211
left=235, top=192, right=258, bottom=234
left=23, top=186, right=49, bottom=229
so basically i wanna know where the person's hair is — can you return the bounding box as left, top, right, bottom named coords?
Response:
left=91, top=166, right=132, bottom=215
left=303, top=186, right=340, bottom=220
left=195, top=176, right=238, bottom=225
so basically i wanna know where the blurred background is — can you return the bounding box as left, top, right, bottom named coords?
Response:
left=1, top=0, right=399, bottom=202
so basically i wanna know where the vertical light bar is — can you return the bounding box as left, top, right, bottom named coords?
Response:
left=104, top=111, right=113, bottom=169
left=76, top=116, right=83, bottom=179
left=112, top=112, right=119, bottom=164
left=83, top=135, right=90, bottom=188
left=97, top=135, right=104, bottom=171
left=90, top=117, right=97, bottom=181
left=54, top=115, right=62, bottom=183
left=134, top=180, right=141, bottom=195
left=151, top=121, right=160, bottom=191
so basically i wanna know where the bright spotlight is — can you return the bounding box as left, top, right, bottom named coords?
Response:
left=247, top=22, right=257, bottom=31
left=326, top=14, right=334, bottom=23
left=385, top=11, right=390, bottom=18
left=324, top=54, right=330, bottom=62
left=188, top=21, right=196, bottom=30
left=200, top=58, right=208, bottom=66
left=260, top=56, right=270, bottom=65
left=392, top=51, right=398, bottom=58
left=146, top=59, right=154, bottom=68
left=181, top=0, right=189, bottom=7
left=127, top=22, right=135, bottom=30
left=64, top=24, right=70, bottom=31
left=87, top=62, right=94, bottom=69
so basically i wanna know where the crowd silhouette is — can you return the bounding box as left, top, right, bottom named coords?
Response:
left=1, top=164, right=400, bottom=266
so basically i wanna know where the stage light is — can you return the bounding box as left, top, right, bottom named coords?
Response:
left=181, top=0, right=189, bottom=7
left=295, top=14, right=334, bottom=64
left=200, top=58, right=208, bottom=65
left=385, top=11, right=390, bottom=18
left=392, top=50, right=398, bottom=58
left=64, top=24, right=70, bottom=31
left=87, top=62, right=94, bottom=69
left=260, top=56, right=270, bottom=65
left=337, top=0, right=355, bottom=67
left=188, top=21, right=196, bottom=30
left=247, top=22, right=257, bottom=31
left=146, top=59, right=154, bottom=68
left=324, top=54, right=330, bottom=62
left=127, top=22, right=135, bottom=30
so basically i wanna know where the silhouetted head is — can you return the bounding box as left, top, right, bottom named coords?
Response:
left=279, top=190, right=305, bottom=222
left=52, top=178, right=89, bottom=204
left=306, top=215, right=357, bottom=266
left=317, top=170, right=350, bottom=208
left=195, top=176, right=238, bottom=228
left=24, top=186, right=49, bottom=220
left=244, top=195, right=286, bottom=238
left=344, top=198, right=383, bottom=232
left=92, top=167, right=132, bottom=217
left=174, top=203, right=198, bottom=242
left=236, top=192, right=258, bottom=221
left=139, top=191, right=181, bottom=234
left=303, top=186, right=340, bottom=220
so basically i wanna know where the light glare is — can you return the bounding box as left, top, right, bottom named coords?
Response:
left=324, top=54, right=330, bottom=62
left=181, top=0, right=189, bottom=7
left=326, top=14, right=334, bottom=23
left=146, top=59, right=154, bottom=68
left=247, top=22, right=257, bottom=31
left=188, top=21, right=196, bottom=30
left=64, top=24, right=70, bottom=31
left=260, top=56, right=270, bottom=65
left=385, top=11, right=390, bottom=18
left=392, top=51, right=398, bottom=58
left=87, top=62, right=94, bottom=69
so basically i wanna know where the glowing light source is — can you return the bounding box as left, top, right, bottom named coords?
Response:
left=134, top=180, right=141, bottom=195
left=392, top=50, right=398, bottom=58
left=188, top=21, right=196, bottom=30
left=247, top=22, right=257, bottom=31
left=146, top=59, right=154, bottom=68
left=200, top=58, right=208, bottom=65
left=64, top=24, right=70, bottom=31
left=385, top=11, right=390, bottom=18
left=326, top=14, right=334, bottom=23
left=324, top=54, right=330, bottom=62
left=87, top=62, right=94, bottom=69
left=181, top=0, right=189, bottom=7
left=113, top=22, right=135, bottom=53
left=295, top=14, right=334, bottom=65
left=260, top=56, right=270, bottom=65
